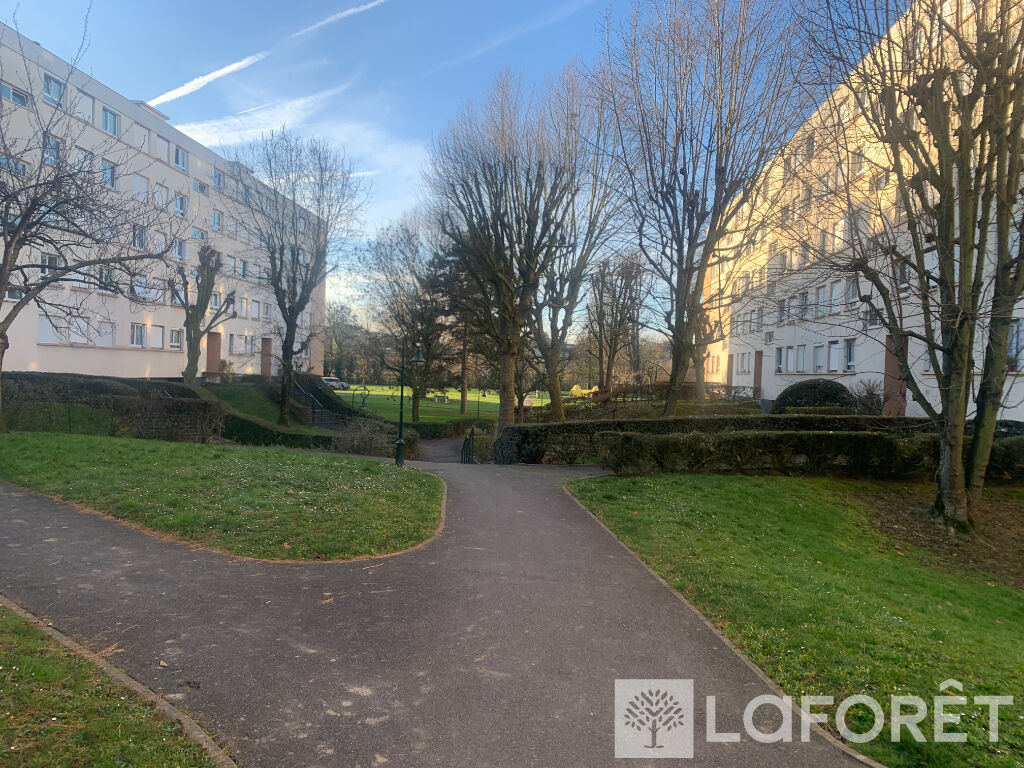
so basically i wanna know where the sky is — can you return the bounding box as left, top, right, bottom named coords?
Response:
left=6, top=0, right=624, bottom=230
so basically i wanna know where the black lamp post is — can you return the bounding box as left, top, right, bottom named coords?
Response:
left=395, top=338, right=426, bottom=466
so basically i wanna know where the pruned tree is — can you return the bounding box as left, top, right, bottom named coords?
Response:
left=230, top=128, right=366, bottom=425
left=427, top=72, right=576, bottom=430
left=586, top=253, right=648, bottom=392
left=529, top=62, right=624, bottom=421
left=363, top=216, right=453, bottom=423
left=0, top=36, right=176, bottom=430
left=602, top=0, right=810, bottom=415
left=806, top=0, right=1024, bottom=526
left=166, top=245, right=236, bottom=385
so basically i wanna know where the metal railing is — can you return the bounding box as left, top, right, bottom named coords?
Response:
left=461, top=426, right=476, bottom=464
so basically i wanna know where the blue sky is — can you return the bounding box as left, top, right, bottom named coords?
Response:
left=8, top=0, right=622, bottom=230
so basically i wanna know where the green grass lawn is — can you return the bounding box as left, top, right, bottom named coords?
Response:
left=0, top=433, right=443, bottom=560
left=341, top=385, right=527, bottom=423
left=568, top=474, right=1024, bottom=768
left=0, top=607, right=214, bottom=767
left=206, top=384, right=328, bottom=435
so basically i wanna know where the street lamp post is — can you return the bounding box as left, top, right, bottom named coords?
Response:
left=395, top=338, right=426, bottom=466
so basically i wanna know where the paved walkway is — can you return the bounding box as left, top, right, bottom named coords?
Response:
left=0, top=444, right=865, bottom=767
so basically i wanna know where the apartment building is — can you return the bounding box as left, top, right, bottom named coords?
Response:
left=701, top=0, right=1024, bottom=420
left=0, top=23, right=325, bottom=380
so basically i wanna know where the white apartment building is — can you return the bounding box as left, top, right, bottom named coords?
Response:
left=701, top=2, right=1024, bottom=420
left=0, top=23, right=325, bottom=380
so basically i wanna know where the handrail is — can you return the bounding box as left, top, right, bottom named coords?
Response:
left=460, top=426, right=476, bottom=464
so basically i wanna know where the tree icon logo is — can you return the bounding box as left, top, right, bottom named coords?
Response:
left=615, top=679, right=694, bottom=758
left=623, top=688, right=685, bottom=749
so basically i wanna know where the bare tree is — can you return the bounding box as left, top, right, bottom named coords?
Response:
left=363, top=216, right=452, bottom=423
left=603, top=0, right=809, bottom=415
left=230, top=129, right=366, bottom=425
left=586, top=253, right=648, bottom=392
left=806, top=0, right=1024, bottom=526
left=0, top=37, right=176, bottom=430
left=427, top=73, right=576, bottom=430
left=322, top=300, right=360, bottom=379
left=166, top=245, right=236, bottom=385
left=529, top=62, right=625, bottom=421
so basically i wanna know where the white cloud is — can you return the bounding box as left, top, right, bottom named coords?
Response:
left=149, top=52, right=270, bottom=107
left=289, top=0, right=390, bottom=39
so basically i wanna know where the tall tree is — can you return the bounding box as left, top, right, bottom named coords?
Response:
left=363, top=217, right=452, bottom=423
left=603, top=0, right=809, bottom=415
left=231, top=129, right=366, bottom=425
left=166, top=245, right=236, bottom=385
left=0, top=47, right=175, bottom=430
left=427, top=73, right=576, bottom=430
left=322, top=301, right=360, bottom=379
left=529, top=62, right=624, bottom=421
left=586, top=254, right=648, bottom=392
left=807, top=0, right=1024, bottom=526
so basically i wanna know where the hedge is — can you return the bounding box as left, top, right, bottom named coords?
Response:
left=780, top=406, right=857, bottom=415
left=596, top=430, right=933, bottom=477
left=674, top=400, right=762, bottom=416
left=493, top=414, right=932, bottom=465
left=770, top=378, right=856, bottom=413
left=408, top=417, right=491, bottom=440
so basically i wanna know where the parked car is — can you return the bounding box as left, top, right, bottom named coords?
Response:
left=322, top=377, right=349, bottom=391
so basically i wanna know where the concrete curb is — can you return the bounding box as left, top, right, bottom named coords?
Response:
left=0, top=593, right=239, bottom=768
left=560, top=483, right=891, bottom=768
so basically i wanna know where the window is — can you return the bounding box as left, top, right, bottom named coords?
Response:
left=133, top=175, right=149, bottom=201
left=39, top=254, right=59, bottom=275
left=100, top=159, right=117, bottom=189
left=851, top=148, right=866, bottom=178
left=829, top=280, right=842, bottom=313
left=777, top=301, right=786, bottom=325
left=154, top=184, right=168, bottom=207
left=43, top=135, right=62, bottom=165
left=239, top=260, right=248, bottom=279
left=42, top=74, right=64, bottom=107
left=251, top=300, right=260, bottom=319
left=212, top=210, right=222, bottom=231
left=212, top=169, right=222, bottom=190
left=1, top=155, right=27, bottom=177
left=169, top=328, right=183, bottom=350
left=800, top=243, right=811, bottom=268
left=785, top=346, right=794, bottom=373
left=150, top=325, right=165, bottom=350
left=191, top=227, right=206, bottom=240
left=845, top=339, right=856, bottom=371
left=865, top=306, right=884, bottom=328
left=870, top=171, right=889, bottom=192
left=96, top=266, right=115, bottom=292
left=798, top=292, right=809, bottom=320
left=210, top=292, right=221, bottom=310
left=174, top=193, right=187, bottom=216
left=237, top=297, right=249, bottom=318
left=173, top=146, right=188, bottom=172
left=262, top=303, right=271, bottom=321
left=755, top=307, right=764, bottom=331
left=97, top=321, right=115, bottom=347
left=229, top=333, right=236, bottom=355
left=805, top=134, right=814, bottom=161
left=132, top=225, right=147, bottom=249
left=1, top=82, right=29, bottom=107
left=845, top=277, right=859, bottom=307
left=828, top=340, right=840, bottom=372
left=171, top=239, right=185, bottom=260
left=1008, top=320, right=1023, bottom=372
left=101, top=107, right=120, bottom=136
left=156, top=136, right=170, bottom=163
left=801, top=182, right=813, bottom=214
left=130, top=323, right=147, bottom=348
left=814, top=344, right=825, bottom=372
left=37, top=315, right=58, bottom=344
left=193, top=179, right=209, bottom=196
left=796, top=345, right=807, bottom=372
left=775, top=347, right=784, bottom=373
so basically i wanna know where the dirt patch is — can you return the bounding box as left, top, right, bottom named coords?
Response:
left=837, top=480, right=1024, bottom=589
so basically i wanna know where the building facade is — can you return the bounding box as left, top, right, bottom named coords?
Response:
left=0, top=23, right=325, bottom=380
left=700, top=0, right=1024, bottom=420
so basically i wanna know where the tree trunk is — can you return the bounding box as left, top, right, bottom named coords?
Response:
left=933, top=365, right=971, bottom=527
left=459, top=321, right=469, bottom=415
left=547, top=369, right=565, bottom=422
left=497, top=345, right=517, bottom=431
left=693, top=347, right=706, bottom=402
left=515, top=391, right=528, bottom=424
left=279, top=333, right=295, bottom=427
left=0, top=336, right=8, bottom=433
left=663, top=337, right=692, bottom=417
left=411, top=382, right=421, bottom=423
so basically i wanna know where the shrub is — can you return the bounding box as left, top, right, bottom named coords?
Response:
left=333, top=420, right=420, bottom=459
left=493, top=414, right=931, bottom=464
left=596, top=430, right=934, bottom=478
left=473, top=433, right=496, bottom=463
left=986, top=436, right=1024, bottom=481
left=770, top=378, right=857, bottom=414
left=783, top=406, right=856, bottom=415
left=411, top=418, right=487, bottom=440
left=675, top=400, right=762, bottom=416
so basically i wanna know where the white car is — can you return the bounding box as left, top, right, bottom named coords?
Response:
left=322, top=377, right=349, bottom=391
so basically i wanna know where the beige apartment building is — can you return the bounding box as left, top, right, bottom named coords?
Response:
left=701, top=0, right=1024, bottom=420
left=0, top=23, right=325, bottom=380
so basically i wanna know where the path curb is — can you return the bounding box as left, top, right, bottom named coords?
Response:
left=0, top=593, right=239, bottom=768
left=560, top=483, right=890, bottom=768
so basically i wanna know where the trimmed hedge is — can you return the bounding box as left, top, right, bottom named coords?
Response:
left=770, top=378, right=856, bottom=413
left=493, top=414, right=932, bottom=465
left=596, top=430, right=934, bottom=477
left=409, top=417, right=490, bottom=440
left=674, top=400, right=762, bottom=416
left=781, top=405, right=857, bottom=415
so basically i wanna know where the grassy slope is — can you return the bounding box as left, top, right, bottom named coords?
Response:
left=206, top=384, right=328, bottom=435
left=0, top=433, right=443, bottom=560
left=569, top=474, right=1024, bottom=768
left=0, top=608, right=214, bottom=768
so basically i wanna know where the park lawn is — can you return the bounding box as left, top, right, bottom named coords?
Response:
left=341, top=385, right=511, bottom=423
left=0, top=433, right=443, bottom=561
left=568, top=474, right=1024, bottom=768
left=206, top=384, right=328, bottom=435
left=0, top=607, right=215, bottom=768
